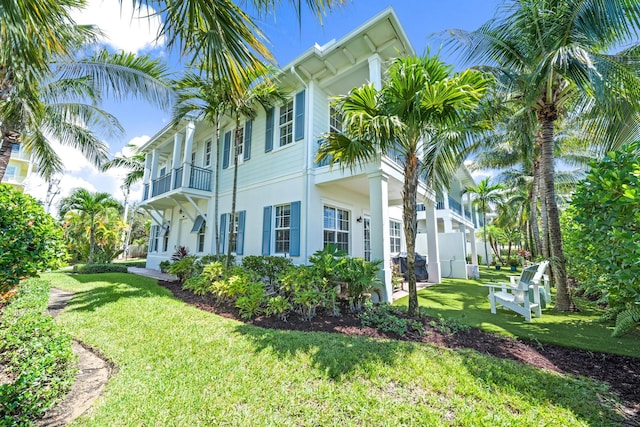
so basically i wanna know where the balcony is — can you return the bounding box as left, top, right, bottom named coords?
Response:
left=142, top=165, right=212, bottom=202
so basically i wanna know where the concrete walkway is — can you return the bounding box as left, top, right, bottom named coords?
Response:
left=392, top=281, right=435, bottom=300
left=127, top=267, right=178, bottom=282
left=40, top=289, right=112, bottom=427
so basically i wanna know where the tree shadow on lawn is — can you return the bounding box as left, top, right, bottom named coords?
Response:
left=233, top=321, right=623, bottom=425
left=233, top=323, right=417, bottom=380
left=61, top=273, right=171, bottom=313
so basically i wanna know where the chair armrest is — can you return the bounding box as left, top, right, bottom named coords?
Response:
left=483, top=282, right=512, bottom=292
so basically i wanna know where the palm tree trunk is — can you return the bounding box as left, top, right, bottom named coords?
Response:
left=89, top=214, right=96, bottom=264
left=213, top=113, right=222, bottom=255
left=540, top=178, right=550, bottom=259
left=403, top=155, right=420, bottom=318
left=226, top=122, right=241, bottom=268
left=530, top=160, right=542, bottom=256
left=482, top=211, right=490, bottom=267
left=0, top=139, right=13, bottom=181
left=538, top=113, right=576, bottom=311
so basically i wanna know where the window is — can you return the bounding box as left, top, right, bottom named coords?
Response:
left=323, top=205, right=349, bottom=253
left=363, top=217, right=371, bottom=262
left=5, top=165, right=16, bottom=179
left=235, top=127, right=245, bottom=161
left=198, top=224, right=206, bottom=252
left=390, top=220, right=402, bottom=253
left=191, top=150, right=196, bottom=166
left=275, top=204, right=291, bottom=254
left=204, top=139, right=212, bottom=166
left=160, top=224, right=170, bottom=252
left=159, top=167, right=166, bottom=176
left=279, top=100, right=293, bottom=147
left=228, top=212, right=239, bottom=253
left=151, top=225, right=160, bottom=252
left=329, top=105, right=342, bottom=133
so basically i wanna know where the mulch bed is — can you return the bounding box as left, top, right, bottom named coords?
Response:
left=159, top=280, right=640, bottom=419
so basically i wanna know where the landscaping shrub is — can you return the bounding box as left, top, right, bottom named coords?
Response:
left=359, top=301, right=423, bottom=336
left=242, top=255, right=292, bottom=291
left=183, top=276, right=209, bottom=296
left=235, top=282, right=266, bottom=319
left=0, top=184, right=66, bottom=293
left=0, top=279, right=76, bottom=425
left=72, top=263, right=129, bottom=274
left=168, top=255, right=200, bottom=284
left=116, top=261, right=147, bottom=268
left=335, top=257, right=382, bottom=313
left=264, top=295, right=292, bottom=321
left=567, top=142, right=640, bottom=336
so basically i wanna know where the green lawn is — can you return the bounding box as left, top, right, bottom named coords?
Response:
left=394, top=266, right=640, bottom=357
left=44, top=272, right=628, bottom=426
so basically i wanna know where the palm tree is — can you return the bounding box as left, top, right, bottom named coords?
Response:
left=59, top=188, right=123, bottom=264
left=101, top=144, right=146, bottom=190
left=446, top=0, right=640, bottom=311
left=224, top=68, right=285, bottom=268
left=463, top=178, right=504, bottom=268
left=172, top=71, right=233, bottom=255
left=317, top=54, right=490, bottom=317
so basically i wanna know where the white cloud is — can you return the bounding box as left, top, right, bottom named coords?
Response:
left=26, top=174, right=98, bottom=217
left=71, top=0, right=165, bottom=54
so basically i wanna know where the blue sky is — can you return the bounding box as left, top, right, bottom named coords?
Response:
left=30, top=0, right=502, bottom=210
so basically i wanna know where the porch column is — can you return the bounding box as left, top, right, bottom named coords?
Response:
left=442, top=190, right=453, bottom=233
left=182, top=121, right=195, bottom=188
left=368, top=171, right=392, bottom=301
left=172, top=132, right=184, bottom=189
left=142, top=154, right=151, bottom=186
left=368, top=54, right=382, bottom=90
left=150, top=149, right=159, bottom=181
left=469, top=226, right=478, bottom=264
left=425, top=201, right=442, bottom=284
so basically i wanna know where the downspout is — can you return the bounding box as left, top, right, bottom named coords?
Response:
left=290, top=65, right=311, bottom=262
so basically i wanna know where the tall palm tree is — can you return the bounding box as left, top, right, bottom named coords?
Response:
left=463, top=178, right=504, bottom=268
left=172, top=71, right=233, bottom=254
left=59, top=188, right=123, bottom=264
left=446, top=0, right=640, bottom=311
left=317, top=54, right=490, bottom=317
left=225, top=68, right=285, bottom=268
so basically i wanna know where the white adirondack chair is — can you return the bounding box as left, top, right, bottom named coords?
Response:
left=484, top=261, right=550, bottom=322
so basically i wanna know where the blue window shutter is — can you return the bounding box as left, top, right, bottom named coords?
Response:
left=218, top=214, right=227, bottom=254
left=262, top=206, right=272, bottom=255
left=236, top=210, right=246, bottom=255
left=294, top=90, right=305, bottom=141
left=265, top=108, right=274, bottom=152
left=244, top=120, right=252, bottom=161
left=290, top=201, right=301, bottom=257
left=222, top=131, right=231, bottom=169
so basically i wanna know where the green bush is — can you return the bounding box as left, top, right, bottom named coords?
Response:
left=264, top=295, right=292, bottom=321
left=183, top=276, right=209, bottom=296
left=567, top=142, right=640, bottom=335
left=0, top=184, right=66, bottom=292
left=359, top=302, right=423, bottom=336
left=159, top=260, right=171, bottom=273
left=116, top=261, right=147, bottom=268
left=235, top=282, right=266, bottom=319
left=72, top=263, right=129, bottom=274
left=242, top=255, right=292, bottom=291
left=168, top=255, right=200, bottom=284
left=0, top=279, right=76, bottom=425
left=335, top=258, right=382, bottom=313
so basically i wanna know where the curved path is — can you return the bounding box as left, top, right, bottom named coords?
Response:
left=39, top=289, right=112, bottom=427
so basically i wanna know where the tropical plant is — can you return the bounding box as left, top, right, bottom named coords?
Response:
left=445, top=0, right=640, bottom=311
left=0, top=184, right=66, bottom=292
left=463, top=178, right=504, bottom=267
left=167, top=255, right=200, bottom=284
left=101, top=144, right=146, bottom=189
left=335, top=258, right=382, bottom=313
left=317, top=54, right=490, bottom=317
left=568, top=142, right=640, bottom=335
left=59, top=189, right=123, bottom=264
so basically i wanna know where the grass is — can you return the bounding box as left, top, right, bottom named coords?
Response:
left=394, top=266, right=640, bottom=357
left=43, top=272, right=628, bottom=426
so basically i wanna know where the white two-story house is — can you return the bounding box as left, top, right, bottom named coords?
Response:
left=138, top=8, right=480, bottom=301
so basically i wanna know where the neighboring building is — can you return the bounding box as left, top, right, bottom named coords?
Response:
left=138, top=8, right=479, bottom=301
left=2, top=144, right=35, bottom=192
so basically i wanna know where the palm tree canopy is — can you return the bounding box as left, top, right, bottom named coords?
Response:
left=59, top=188, right=123, bottom=219
left=463, top=177, right=505, bottom=213
left=101, top=144, right=146, bottom=189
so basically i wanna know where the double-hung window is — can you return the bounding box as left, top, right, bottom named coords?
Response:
left=198, top=224, right=206, bottom=252
left=204, top=139, right=212, bottom=166
left=228, top=212, right=239, bottom=253
left=279, top=100, right=293, bottom=147
left=323, top=205, right=349, bottom=253
left=363, top=217, right=371, bottom=261
left=275, top=204, right=291, bottom=254
left=390, top=220, right=402, bottom=253
left=329, top=105, right=342, bottom=133
left=235, top=127, right=245, bottom=161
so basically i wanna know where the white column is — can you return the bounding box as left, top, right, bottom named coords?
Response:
left=469, top=226, right=478, bottom=264
left=368, top=54, right=382, bottom=90
left=425, top=201, right=442, bottom=284
left=150, top=149, right=159, bottom=180
left=369, top=171, right=392, bottom=301
left=182, top=121, right=195, bottom=188
left=172, top=132, right=184, bottom=188
left=442, top=191, right=453, bottom=233
left=142, top=154, right=152, bottom=186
